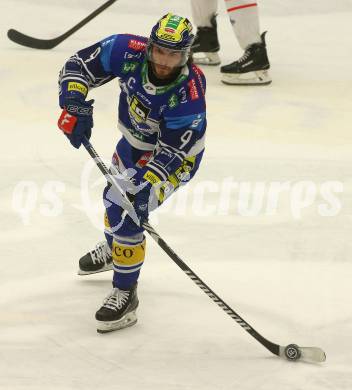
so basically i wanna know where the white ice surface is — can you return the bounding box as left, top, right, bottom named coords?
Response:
left=1, top=1, right=352, bottom=389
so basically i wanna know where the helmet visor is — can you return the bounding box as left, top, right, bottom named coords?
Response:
left=147, top=41, right=190, bottom=68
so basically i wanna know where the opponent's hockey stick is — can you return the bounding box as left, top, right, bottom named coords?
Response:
left=83, top=138, right=326, bottom=363
left=7, top=0, right=117, bottom=50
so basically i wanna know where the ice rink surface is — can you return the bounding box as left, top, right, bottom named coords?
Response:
left=1, top=0, right=352, bottom=389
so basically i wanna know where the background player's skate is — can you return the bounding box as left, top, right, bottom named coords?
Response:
left=191, top=14, right=220, bottom=65
left=221, top=32, right=271, bottom=85
left=190, top=1, right=272, bottom=85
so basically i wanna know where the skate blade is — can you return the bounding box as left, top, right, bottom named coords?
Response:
left=96, top=311, right=137, bottom=334
left=193, top=52, right=220, bottom=66
left=221, top=70, right=272, bottom=85
left=77, top=263, right=113, bottom=276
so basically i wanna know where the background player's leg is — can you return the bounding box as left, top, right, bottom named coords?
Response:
left=191, top=0, right=217, bottom=26
left=191, top=0, right=221, bottom=65
left=226, top=0, right=261, bottom=49
left=221, top=1, right=271, bottom=85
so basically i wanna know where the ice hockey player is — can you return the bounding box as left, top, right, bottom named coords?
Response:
left=57, top=13, right=207, bottom=333
left=190, top=0, right=271, bottom=85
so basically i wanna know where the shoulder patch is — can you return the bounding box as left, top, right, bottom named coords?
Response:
left=128, top=39, right=147, bottom=51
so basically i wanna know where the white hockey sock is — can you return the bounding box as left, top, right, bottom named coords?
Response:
left=224, top=0, right=261, bottom=49
left=191, top=0, right=218, bottom=27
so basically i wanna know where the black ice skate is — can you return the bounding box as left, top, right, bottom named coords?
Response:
left=95, top=284, right=139, bottom=333
left=221, top=32, right=271, bottom=85
left=78, top=241, right=113, bottom=275
left=191, top=14, right=220, bottom=65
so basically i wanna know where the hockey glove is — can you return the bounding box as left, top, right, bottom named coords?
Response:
left=124, top=180, right=151, bottom=227
left=58, top=98, right=94, bottom=149
left=133, top=185, right=151, bottom=226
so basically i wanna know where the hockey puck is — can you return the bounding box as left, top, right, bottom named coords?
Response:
left=284, top=344, right=301, bottom=361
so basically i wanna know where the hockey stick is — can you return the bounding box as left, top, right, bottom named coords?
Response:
left=83, top=138, right=326, bottom=363
left=7, top=0, right=117, bottom=50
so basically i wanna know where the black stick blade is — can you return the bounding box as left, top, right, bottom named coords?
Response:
left=7, top=29, right=62, bottom=49
left=7, top=0, right=117, bottom=49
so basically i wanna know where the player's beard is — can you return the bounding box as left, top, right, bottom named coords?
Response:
left=150, top=62, right=179, bottom=81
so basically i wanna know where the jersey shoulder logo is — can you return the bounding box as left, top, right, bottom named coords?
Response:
left=128, top=39, right=147, bottom=51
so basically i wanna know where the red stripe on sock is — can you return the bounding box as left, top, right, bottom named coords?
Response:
left=227, top=3, right=257, bottom=12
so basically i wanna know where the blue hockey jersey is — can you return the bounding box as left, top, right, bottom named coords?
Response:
left=59, top=34, right=206, bottom=184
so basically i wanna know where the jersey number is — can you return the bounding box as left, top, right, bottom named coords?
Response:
left=180, top=130, right=193, bottom=150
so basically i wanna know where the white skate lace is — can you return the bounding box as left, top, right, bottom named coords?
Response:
left=102, top=288, right=130, bottom=311
left=238, top=49, right=251, bottom=64
left=90, top=241, right=111, bottom=265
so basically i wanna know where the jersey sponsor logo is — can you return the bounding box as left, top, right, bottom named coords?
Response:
left=192, top=63, right=204, bottom=76
left=168, top=93, right=179, bottom=109
left=129, top=127, right=147, bottom=142
left=192, top=64, right=205, bottom=96
left=112, top=240, right=145, bottom=266
left=121, top=61, right=139, bottom=74
left=179, top=87, right=187, bottom=104
left=67, top=82, right=87, bottom=96
left=128, top=39, right=147, bottom=51
left=143, top=170, right=161, bottom=185
left=124, top=51, right=143, bottom=60
left=188, top=79, right=199, bottom=100
left=136, top=91, right=152, bottom=105
left=155, top=156, right=196, bottom=203
left=129, top=95, right=151, bottom=123
left=174, top=156, right=195, bottom=183
left=101, top=38, right=114, bottom=47
left=155, top=181, right=174, bottom=203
